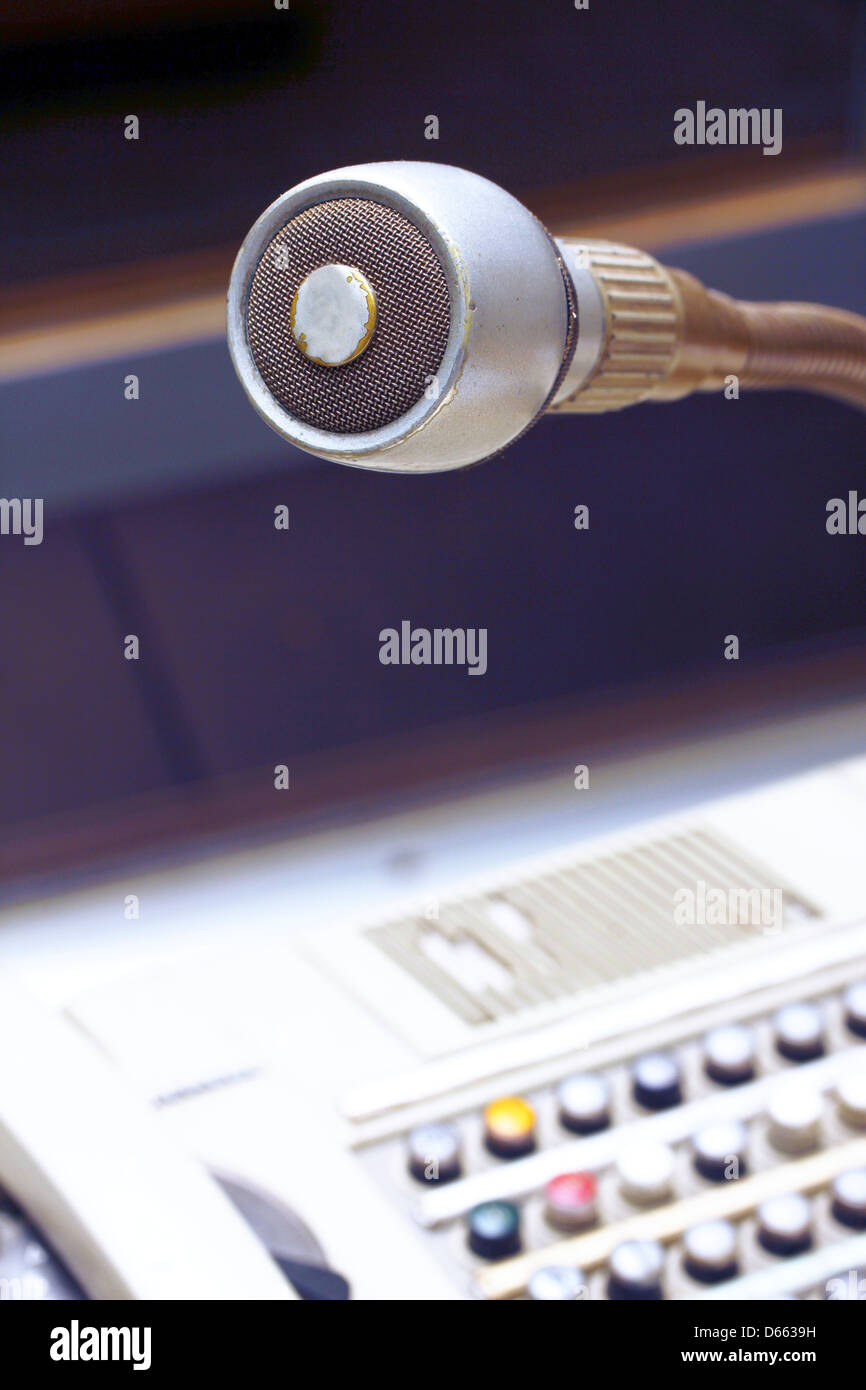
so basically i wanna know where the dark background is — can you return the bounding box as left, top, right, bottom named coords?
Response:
left=0, top=0, right=865, bottom=879
left=2, top=0, right=864, bottom=281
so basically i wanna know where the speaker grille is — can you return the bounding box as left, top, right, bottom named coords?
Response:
left=246, top=198, right=452, bottom=434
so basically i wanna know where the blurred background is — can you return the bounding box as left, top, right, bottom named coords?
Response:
left=1, top=0, right=865, bottom=898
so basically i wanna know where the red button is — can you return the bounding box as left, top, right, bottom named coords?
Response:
left=544, top=1171, right=598, bottom=1230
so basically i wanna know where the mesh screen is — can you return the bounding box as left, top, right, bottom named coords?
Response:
left=246, top=198, right=452, bottom=434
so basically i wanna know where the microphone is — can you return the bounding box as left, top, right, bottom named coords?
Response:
left=227, top=162, right=866, bottom=473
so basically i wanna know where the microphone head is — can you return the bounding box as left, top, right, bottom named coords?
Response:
left=227, top=163, right=575, bottom=473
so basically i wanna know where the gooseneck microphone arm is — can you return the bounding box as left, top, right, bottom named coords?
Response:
left=551, top=238, right=866, bottom=415
left=228, top=162, right=866, bottom=473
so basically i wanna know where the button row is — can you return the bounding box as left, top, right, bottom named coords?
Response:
left=470, top=1164, right=866, bottom=1266
left=408, top=1068, right=866, bottom=1189
left=483, top=1097, right=535, bottom=1159
left=495, top=1167, right=866, bottom=1295
left=405, top=986, right=866, bottom=1188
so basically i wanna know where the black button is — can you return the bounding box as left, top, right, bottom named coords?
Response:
left=692, top=1121, right=748, bottom=1182
left=556, top=1073, right=611, bottom=1134
left=757, top=1194, right=812, bottom=1256
left=467, top=1201, right=521, bottom=1260
left=773, top=1003, right=824, bottom=1062
left=843, top=982, right=866, bottom=1039
left=703, top=1024, right=756, bottom=1085
left=632, top=1052, right=682, bottom=1110
left=406, top=1122, right=461, bottom=1184
left=831, top=1170, right=866, bottom=1230
left=607, top=1240, right=664, bottom=1300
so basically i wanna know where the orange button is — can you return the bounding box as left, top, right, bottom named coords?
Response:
left=483, top=1096, right=536, bottom=1158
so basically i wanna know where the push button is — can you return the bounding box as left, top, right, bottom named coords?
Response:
left=617, top=1142, right=676, bottom=1205
left=692, top=1121, right=747, bottom=1182
left=836, top=1072, right=866, bottom=1129
left=632, top=1052, right=682, bottom=1110
left=767, top=1085, right=823, bottom=1154
left=830, top=1169, right=866, bottom=1230
left=467, top=1201, right=521, bottom=1260
left=483, top=1097, right=536, bottom=1159
left=773, top=1002, right=824, bottom=1062
left=544, top=1171, right=597, bottom=1231
left=757, top=1193, right=812, bottom=1256
left=556, top=1073, right=610, bottom=1134
left=683, top=1220, right=738, bottom=1284
left=703, top=1024, right=756, bottom=1085
left=607, top=1240, right=664, bottom=1300
left=843, top=981, right=866, bottom=1039
left=527, top=1265, right=587, bottom=1300
left=407, top=1122, right=461, bottom=1184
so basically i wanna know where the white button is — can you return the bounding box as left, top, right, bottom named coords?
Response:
left=290, top=263, right=377, bottom=366
left=758, top=1192, right=812, bottom=1255
left=843, top=981, right=866, bottom=1038
left=703, top=1024, right=756, bottom=1084
left=693, top=1121, right=747, bottom=1181
left=617, top=1142, right=676, bottom=1204
left=831, top=1169, right=866, bottom=1229
left=608, top=1240, right=664, bottom=1298
left=556, top=1074, right=610, bottom=1134
left=767, top=1084, right=823, bottom=1153
left=407, top=1122, right=461, bottom=1183
left=836, top=1071, right=866, bottom=1128
left=683, top=1220, right=738, bottom=1282
left=632, top=1052, right=682, bottom=1109
left=527, top=1265, right=587, bottom=1300
left=773, top=1002, right=824, bottom=1061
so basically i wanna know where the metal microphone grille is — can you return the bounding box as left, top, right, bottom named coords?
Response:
left=246, top=197, right=451, bottom=434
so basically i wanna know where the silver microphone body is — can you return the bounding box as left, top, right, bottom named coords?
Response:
left=228, top=162, right=866, bottom=472
left=228, top=162, right=575, bottom=473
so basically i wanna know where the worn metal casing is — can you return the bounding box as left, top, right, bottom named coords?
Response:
left=228, top=162, right=570, bottom=473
